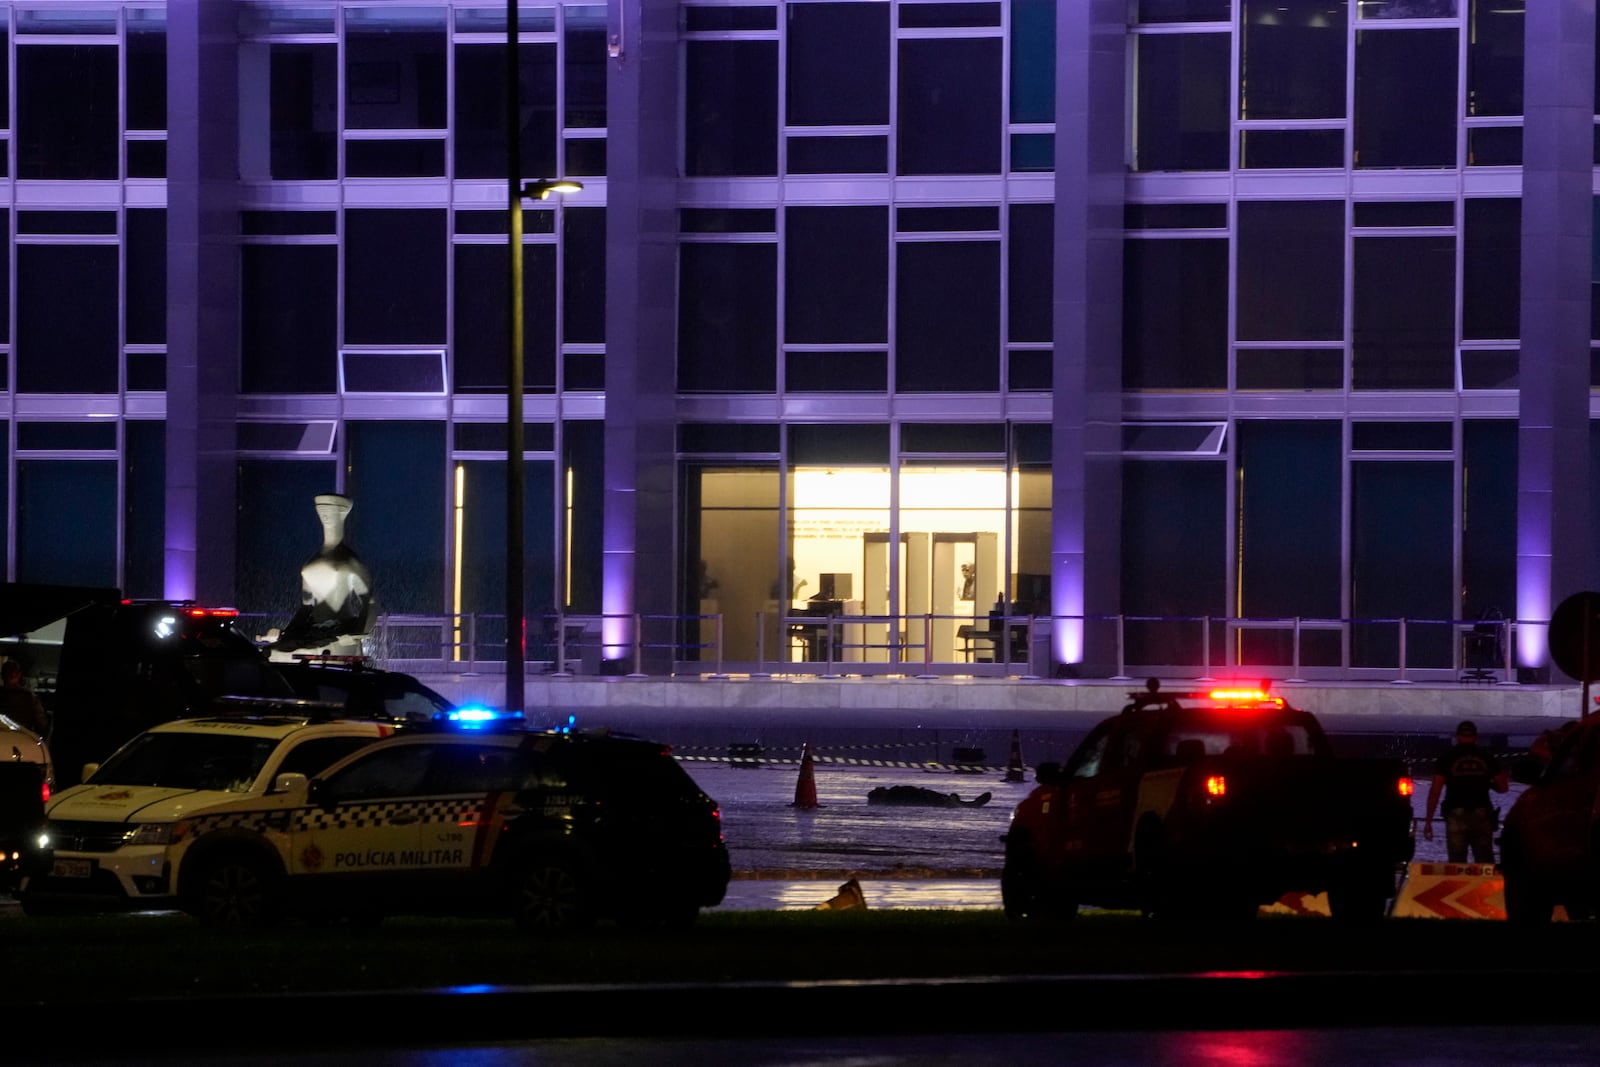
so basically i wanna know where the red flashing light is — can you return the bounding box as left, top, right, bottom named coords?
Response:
left=1205, top=774, right=1227, bottom=797
left=1206, top=687, right=1285, bottom=709
left=184, top=607, right=238, bottom=618
left=1398, top=777, right=1414, bottom=798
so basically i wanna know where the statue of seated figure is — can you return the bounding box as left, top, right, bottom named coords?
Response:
left=271, top=494, right=377, bottom=659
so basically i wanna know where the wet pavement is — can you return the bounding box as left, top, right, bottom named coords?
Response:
left=686, top=745, right=1523, bottom=912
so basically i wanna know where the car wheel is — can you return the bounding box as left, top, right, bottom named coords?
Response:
left=1133, top=823, right=1176, bottom=920
left=513, top=859, right=593, bottom=932
left=194, top=853, right=281, bottom=928
left=1001, top=834, right=1077, bottom=921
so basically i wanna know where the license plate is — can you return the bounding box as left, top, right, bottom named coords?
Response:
left=51, top=857, right=92, bottom=879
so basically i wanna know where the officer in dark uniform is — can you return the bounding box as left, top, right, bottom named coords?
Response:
left=1422, top=719, right=1508, bottom=863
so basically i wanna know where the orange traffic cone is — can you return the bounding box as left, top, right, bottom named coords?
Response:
left=792, top=741, right=820, bottom=808
left=815, top=877, right=866, bottom=911
left=1003, top=730, right=1025, bottom=783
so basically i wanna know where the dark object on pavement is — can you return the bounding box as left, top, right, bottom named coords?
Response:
left=868, top=785, right=992, bottom=808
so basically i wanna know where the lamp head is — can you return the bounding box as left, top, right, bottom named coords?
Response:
left=522, top=179, right=584, bottom=201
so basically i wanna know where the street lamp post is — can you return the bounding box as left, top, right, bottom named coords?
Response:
left=506, top=0, right=580, bottom=715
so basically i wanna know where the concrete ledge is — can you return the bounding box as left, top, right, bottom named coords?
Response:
left=421, top=673, right=1584, bottom=733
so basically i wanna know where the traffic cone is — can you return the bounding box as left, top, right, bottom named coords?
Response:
left=815, top=877, right=866, bottom=911
left=1003, top=730, right=1025, bottom=783
left=792, top=741, right=820, bottom=808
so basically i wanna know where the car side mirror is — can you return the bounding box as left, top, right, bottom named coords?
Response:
left=271, top=771, right=308, bottom=796
left=1034, top=761, right=1062, bottom=786
left=80, top=762, right=99, bottom=783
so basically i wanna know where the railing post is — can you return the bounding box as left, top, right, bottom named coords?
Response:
left=917, top=612, right=937, bottom=679
left=626, top=612, right=647, bottom=678
left=752, top=610, right=771, bottom=678
left=1498, top=618, right=1518, bottom=685
left=1110, top=614, right=1130, bottom=681
left=552, top=611, right=572, bottom=678
left=1021, top=616, right=1040, bottom=680
left=1392, top=618, right=1412, bottom=684
left=709, top=613, right=730, bottom=679
left=822, top=614, right=840, bottom=679
left=1287, top=617, right=1305, bottom=683
left=1197, top=616, right=1215, bottom=682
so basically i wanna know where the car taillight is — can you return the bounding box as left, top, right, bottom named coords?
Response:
left=1205, top=775, right=1227, bottom=797
left=40, top=781, right=49, bottom=804
left=1398, top=777, right=1414, bottom=798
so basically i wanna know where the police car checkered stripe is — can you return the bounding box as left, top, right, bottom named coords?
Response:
left=291, top=797, right=481, bottom=833
left=174, top=797, right=486, bottom=837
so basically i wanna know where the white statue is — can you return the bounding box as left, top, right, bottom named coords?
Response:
left=270, top=494, right=377, bottom=660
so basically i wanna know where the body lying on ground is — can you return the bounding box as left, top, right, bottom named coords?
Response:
left=867, top=785, right=992, bottom=808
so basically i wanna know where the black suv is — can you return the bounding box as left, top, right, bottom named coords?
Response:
left=273, top=659, right=456, bottom=723
left=189, top=725, right=731, bottom=931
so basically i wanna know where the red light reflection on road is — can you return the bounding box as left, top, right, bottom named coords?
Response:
left=1156, top=1029, right=1317, bottom=1066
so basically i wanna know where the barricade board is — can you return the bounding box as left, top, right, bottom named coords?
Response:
left=1391, top=862, right=1505, bottom=920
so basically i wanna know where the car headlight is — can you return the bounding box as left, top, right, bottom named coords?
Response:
left=124, top=821, right=189, bottom=847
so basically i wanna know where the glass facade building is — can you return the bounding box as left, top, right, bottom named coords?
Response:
left=0, top=1, right=1594, bottom=680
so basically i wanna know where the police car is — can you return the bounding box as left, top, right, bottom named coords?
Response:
left=183, top=719, right=732, bottom=931
left=20, top=704, right=401, bottom=915
left=29, top=710, right=731, bottom=931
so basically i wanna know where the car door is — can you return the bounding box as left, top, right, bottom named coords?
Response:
left=1053, top=721, right=1114, bottom=880
left=286, top=743, right=432, bottom=883
left=411, top=742, right=529, bottom=876
left=1080, top=717, right=1149, bottom=879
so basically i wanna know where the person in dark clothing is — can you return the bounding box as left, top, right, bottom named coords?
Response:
left=1422, top=719, right=1508, bottom=863
left=0, top=659, right=48, bottom=736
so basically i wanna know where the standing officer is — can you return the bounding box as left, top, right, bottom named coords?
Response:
left=1422, top=720, right=1508, bottom=863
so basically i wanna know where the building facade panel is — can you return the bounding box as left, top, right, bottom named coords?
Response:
left=0, top=2, right=1593, bottom=681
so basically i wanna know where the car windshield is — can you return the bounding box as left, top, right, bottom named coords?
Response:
left=91, top=732, right=278, bottom=792
left=1165, top=722, right=1320, bottom=758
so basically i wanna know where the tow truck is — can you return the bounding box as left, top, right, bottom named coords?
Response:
left=1001, top=682, right=1416, bottom=921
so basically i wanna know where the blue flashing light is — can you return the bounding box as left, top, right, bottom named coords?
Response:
left=555, top=714, right=576, bottom=735
left=441, top=706, right=525, bottom=730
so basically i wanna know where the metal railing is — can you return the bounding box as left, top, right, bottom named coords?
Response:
left=235, top=609, right=1533, bottom=684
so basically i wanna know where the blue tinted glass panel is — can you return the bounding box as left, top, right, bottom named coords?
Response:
left=236, top=461, right=337, bottom=622
left=1010, top=0, right=1055, bottom=123
left=123, top=421, right=165, bottom=600
left=16, top=460, right=117, bottom=586
left=345, top=422, right=447, bottom=615
left=1351, top=461, right=1453, bottom=668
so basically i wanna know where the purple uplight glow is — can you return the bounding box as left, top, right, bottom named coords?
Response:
left=1517, top=546, right=1551, bottom=668
left=1053, top=557, right=1084, bottom=664
left=602, top=544, right=633, bottom=659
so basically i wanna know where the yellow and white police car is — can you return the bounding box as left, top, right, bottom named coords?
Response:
left=27, top=711, right=732, bottom=932
left=20, top=706, right=400, bottom=916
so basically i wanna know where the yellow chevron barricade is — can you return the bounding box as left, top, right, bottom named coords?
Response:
left=1391, top=862, right=1505, bottom=920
